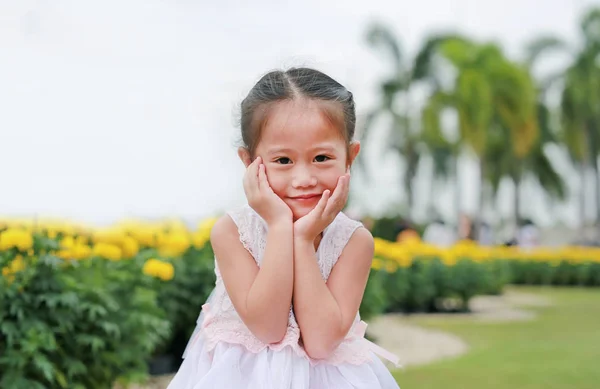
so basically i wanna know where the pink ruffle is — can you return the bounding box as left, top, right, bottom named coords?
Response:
left=194, top=304, right=391, bottom=367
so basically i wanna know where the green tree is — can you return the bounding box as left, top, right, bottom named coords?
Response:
left=420, top=37, right=540, bottom=227
left=359, top=23, right=421, bottom=216
left=526, top=8, right=600, bottom=227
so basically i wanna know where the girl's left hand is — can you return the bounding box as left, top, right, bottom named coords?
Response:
left=294, top=174, right=350, bottom=243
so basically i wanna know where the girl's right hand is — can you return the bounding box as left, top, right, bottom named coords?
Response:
left=243, top=157, right=292, bottom=226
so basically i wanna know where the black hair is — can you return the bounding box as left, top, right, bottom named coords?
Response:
left=239, top=67, right=356, bottom=156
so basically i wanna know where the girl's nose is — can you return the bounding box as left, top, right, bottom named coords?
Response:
left=291, top=166, right=317, bottom=188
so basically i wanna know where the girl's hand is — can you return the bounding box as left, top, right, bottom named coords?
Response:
left=294, top=174, right=350, bottom=243
left=243, top=157, right=292, bottom=226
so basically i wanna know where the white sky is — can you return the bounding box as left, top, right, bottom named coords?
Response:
left=1, top=0, right=598, bottom=227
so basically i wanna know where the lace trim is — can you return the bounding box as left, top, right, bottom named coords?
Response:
left=227, top=206, right=267, bottom=265
left=199, top=206, right=371, bottom=366
left=195, top=303, right=372, bottom=366
left=201, top=312, right=303, bottom=354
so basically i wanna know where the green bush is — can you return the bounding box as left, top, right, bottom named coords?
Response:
left=481, top=260, right=512, bottom=295
left=360, top=257, right=502, bottom=315
left=381, top=266, right=410, bottom=313
left=0, top=235, right=170, bottom=389
left=153, top=245, right=216, bottom=360
left=359, top=270, right=388, bottom=321
left=447, top=259, right=486, bottom=309
left=507, top=260, right=600, bottom=287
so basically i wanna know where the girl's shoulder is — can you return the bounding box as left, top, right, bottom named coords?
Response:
left=327, top=211, right=364, bottom=238
left=218, top=205, right=266, bottom=262
left=317, top=212, right=367, bottom=279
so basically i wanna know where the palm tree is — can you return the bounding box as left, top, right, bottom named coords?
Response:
left=414, top=34, right=465, bottom=222
left=486, top=101, right=567, bottom=222
left=420, top=89, right=461, bottom=221
left=359, top=23, right=422, bottom=217
left=525, top=8, right=600, bottom=227
left=420, top=37, right=540, bottom=229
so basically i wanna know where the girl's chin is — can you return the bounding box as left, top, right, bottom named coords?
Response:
left=291, top=207, right=313, bottom=221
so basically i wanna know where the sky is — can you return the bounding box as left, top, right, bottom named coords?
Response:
left=1, top=0, right=598, bottom=228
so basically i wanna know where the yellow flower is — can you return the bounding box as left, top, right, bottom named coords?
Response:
left=440, top=250, right=457, bottom=266
left=371, top=257, right=384, bottom=270
left=92, top=242, right=122, bottom=261
left=2, top=255, right=25, bottom=282
left=57, top=240, right=92, bottom=260
left=129, top=226, right=158, bottom=247
left=198, top=217, right=219, bottom=232
left=192, top=217, right=218, bottom=249
left=143, top=258, right=175, bottom=281
left=121, top=236, right=140, bottom=258
left=384, top=260, right=398, bottom=273
left=92, top=228, right=126, bottom=246
left=61, top=236, right=76, bottom=248
left=72, top=244, right=92, bottom=259
left=0, top=228, right=34, bottom=251
left=158, top=232, right=191, bottom=257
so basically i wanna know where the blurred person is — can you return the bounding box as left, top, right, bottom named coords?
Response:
left=516, top=219, right=540, bottom=249
left=458, top=213, right=475, bottom=241
left=477, top=221, right=495, bottom=246
left=422, top=218, right=456, bottom=247
left=394, top=218, right=420, bottom=243
left=167, top=68, right=399, bottom=389
left=360, top=215, right=375, bottom=231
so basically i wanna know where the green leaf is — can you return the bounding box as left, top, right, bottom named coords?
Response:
left=54, top=370, right=68, bottom=388
left=32, top=354, right=54, bottom=383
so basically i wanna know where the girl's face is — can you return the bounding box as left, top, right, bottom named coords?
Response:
left=242, top=99, right=360, bottom=221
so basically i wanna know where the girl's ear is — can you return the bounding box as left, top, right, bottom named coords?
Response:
left=346, top=141, right=361, bottom=171
left=238, top=147, right=252, bottom=168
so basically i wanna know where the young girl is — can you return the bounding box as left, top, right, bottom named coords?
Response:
left=167, top=67, right=400, bottom=389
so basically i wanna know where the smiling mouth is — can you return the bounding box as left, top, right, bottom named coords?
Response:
left=290, top=194, right=321, bottom=201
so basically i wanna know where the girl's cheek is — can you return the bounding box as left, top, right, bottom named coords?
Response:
left=325, top=170, right=343, bottom=190
left=266, top=171, right=286, bottom=192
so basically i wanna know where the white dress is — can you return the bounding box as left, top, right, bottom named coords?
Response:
left=167, top=205, right=400, bottom=389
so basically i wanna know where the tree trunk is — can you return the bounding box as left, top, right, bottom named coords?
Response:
left=404, top=145, right=419, bottom=220
left=579, top=123, right=595, bottom=231
left=594, top=157, right=600, bottom=232
left=405, top=171, right=413, bottom=218
left=514, top=175, right=521, bottom=225
left=476, top=157, right=486, bottom=240
left=580, top=162, right=587, bottom=230
left=426, top=157, right=438, bottom=220
left=454, top=154, right=461, bottom=229
left=589, top=120, right=600, bottom=228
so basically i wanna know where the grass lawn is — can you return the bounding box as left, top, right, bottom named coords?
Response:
left=392, top=286, right=600, bottom=389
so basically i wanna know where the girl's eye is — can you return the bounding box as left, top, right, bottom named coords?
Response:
left=275, top=157, right=292, bottom=165
left=314, top=155, right=330, bottom=162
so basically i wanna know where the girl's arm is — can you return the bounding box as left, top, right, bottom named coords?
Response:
left=211, top=215, right=293, bottom=344
left=211, top=156, right=294, bottom=344
left=292, top=227, right=373, bottom=359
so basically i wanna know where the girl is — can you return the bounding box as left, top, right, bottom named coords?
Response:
left=167, top=67, right=400, bottom=389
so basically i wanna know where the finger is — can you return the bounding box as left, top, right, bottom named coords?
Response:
left=341, top=173, right=351, bottom=201
left=245, top=157, right=261, bottom=197
left=324, top=175, right=347, bottom=215
left=313, top=190, right=330, bottom=216
left=249, top=156, right=261, bottom=177
left=258, top=164, right=269, bottom=192
left=244, top=156, right=259, bottom=183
